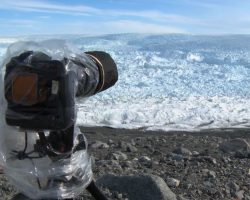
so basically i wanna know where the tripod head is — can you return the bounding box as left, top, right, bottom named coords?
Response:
left=0, top=40, right=118, bottom=199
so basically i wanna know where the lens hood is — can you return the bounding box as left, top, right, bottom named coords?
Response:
left=85, top=51, right=118, bottom=93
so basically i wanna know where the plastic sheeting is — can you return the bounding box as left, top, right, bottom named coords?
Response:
left=0, top=40, right=99, bottom=199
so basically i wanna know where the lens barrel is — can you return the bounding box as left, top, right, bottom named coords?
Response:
left=85, top=51, right=118, bottom=94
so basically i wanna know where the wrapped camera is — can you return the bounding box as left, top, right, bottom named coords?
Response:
left=0, top=40, right=118, bottom=199
left=4, top=48, right=117, bottom=130
left=5, top=51, right=76, bottom=130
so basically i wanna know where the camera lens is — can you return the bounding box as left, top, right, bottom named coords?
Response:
left=85, top=51, right=118, bottom=94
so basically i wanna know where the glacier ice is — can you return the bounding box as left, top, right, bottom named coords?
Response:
left=1, top=34, right=250, bottom=131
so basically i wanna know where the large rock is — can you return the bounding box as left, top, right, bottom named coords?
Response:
left=219, top=138, right=250, bottom=153
left=219, top=138, right=250, bottom=158
left=97, top=174, right=177, bottom=200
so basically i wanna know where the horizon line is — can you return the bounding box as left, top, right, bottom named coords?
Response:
left=1, top=32, right=250, bottom=38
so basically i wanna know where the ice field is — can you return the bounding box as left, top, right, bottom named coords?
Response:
left=1, top=34, right=250, bottom=131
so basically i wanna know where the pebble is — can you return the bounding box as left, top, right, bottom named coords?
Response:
left=193, top=156, right=217, bottom=164
left=169, top=153, right=184, bottom=162
left=111, top=151, right=128, bottom=161
left=153, top=150, right=163, bottom=156
left=151, top=161, right=160, bottom=169
left=108, top=139, right=114, bottom=145
left=118, top=141, right=127, bottom=151
left=96, top=160, right=119, bottom=167
left=173, top=147, right=192, bottom=156
left=202, top=169, right=216, bottom=179
left=90, top=141, right=109, bottom=149
left=114, top=192, right=123, bottom=199
left=187, top=173, right=198, bottom=185
left=139, top=156, right=151, bottom=162
left=130, top=139, right=136, bottom=146
left=222, top=156, right=231, bottom=163
left=167, top=178, right=180, bottom=187
left=126, top=143, right=138, bottom=152
left=134, top=137, right=142, bottom=143
left=227, top=181, right=240, bottom=193
left=202, top=181, right=217, bottom=195
left=192, top=151, right=200, bottom=156
left=121, top=161, right=134, bottom=168
left=138, top=156, right=152, bottom=167
left=234, top=190, right=244, bottom=200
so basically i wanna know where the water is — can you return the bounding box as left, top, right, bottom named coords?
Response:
left=1, top=34, right=250, bottom=131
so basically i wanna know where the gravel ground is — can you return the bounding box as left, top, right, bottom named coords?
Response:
left=0, top=127, right=250, bottom=200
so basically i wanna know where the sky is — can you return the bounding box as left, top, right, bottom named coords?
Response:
left=0, top=0, right=250, bottom=36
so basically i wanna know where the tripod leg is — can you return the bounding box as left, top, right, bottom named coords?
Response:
left=86, top=180, right=108, bottom=200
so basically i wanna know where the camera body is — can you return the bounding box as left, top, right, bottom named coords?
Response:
left=4, top=50, right=118, bottom=131
left=4, top=51, right=76, bottom=130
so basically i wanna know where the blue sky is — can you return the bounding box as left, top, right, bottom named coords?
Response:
left=0, top=0, right=250, bottom=36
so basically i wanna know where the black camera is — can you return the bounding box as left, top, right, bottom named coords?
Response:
left=1, top=42, right=118, bottom=200
left=4, top=51, right=118, bottom=130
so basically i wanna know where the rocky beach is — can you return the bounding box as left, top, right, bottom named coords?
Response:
left=0, top=127, right=250, bottom=200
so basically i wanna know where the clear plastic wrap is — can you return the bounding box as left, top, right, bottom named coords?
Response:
left=0, top=40, right=101, bottom=199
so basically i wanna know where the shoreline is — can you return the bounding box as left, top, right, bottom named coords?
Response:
left=80, top=126, right=250, bottom=139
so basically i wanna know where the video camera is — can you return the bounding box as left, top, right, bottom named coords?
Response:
left=4, top=50, right=118, bottom=130
left=0, top=41, right=118, bottom=200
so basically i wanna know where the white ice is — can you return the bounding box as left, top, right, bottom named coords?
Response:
left=1, top=34, right=250, bottom=131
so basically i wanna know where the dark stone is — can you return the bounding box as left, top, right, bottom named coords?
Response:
left=126, top=143, right=138, bottom=152
left=226, top=181, right=240, bottom=193
left=219, top=138, right=250, bottom=153
left=90, top=141, right=109, bottom=149
left=97, top=174, right=177, bottom=200
left=118, top=141, right=127, bottom=151
left=173, top=147, right=192, bottom=156
left=169, top=153, right=184, bottom=162
left=193, top=156, right=217, bottom=164
left=233, top=190, right=244, bottom=200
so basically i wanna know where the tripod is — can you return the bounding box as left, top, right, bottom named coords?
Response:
left=10, top=128, right=108, bottom=200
